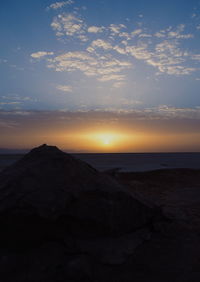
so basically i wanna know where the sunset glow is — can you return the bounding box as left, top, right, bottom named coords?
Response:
left=0, top=0, right=200, bottom=152
left=85, top=132, right=128, bottom=149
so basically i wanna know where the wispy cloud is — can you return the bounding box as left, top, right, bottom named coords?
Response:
left=47, top=51, right=132, bottom=81
left=30, top=7, right=200, bottom=89
left=109, top=24, right=126, bottom=34
left=131, top=29, right=143, bottom=36
left=0, top=102, right=21, bottom=105
left=0, top=58, right=8, bottom=64
left=91, top=39, right=112, bottom=50
left=98, top=74, right=126, bottom=82
left=88, top=26, right=104, bottom=33
left=47, top=1, right=74, bottom=10
left=31, top=51, right=54, bottom=59
left=51, top=13, right=87, bottom=41
left=112, top=81, right=126, bottom=88
left=56, top=84, right=73, bottom=92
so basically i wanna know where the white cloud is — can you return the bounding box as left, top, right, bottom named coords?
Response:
left=109, top=24, right=126, bottom=34
left=47, top=1, right=74, bottom=10
left=35, top=11, right=200, bottom=81
left=168, top=31, right=193, bottom=39
left=191, top=54, right=200, bottom=61
left=126, top=44, right=151, bottom=60
left=88, top=26, right=104, bottom=33
left=154, top=25, right=193, bottom=40
left=47, top=51, right=131, bottom=81
left=51, top=13, right=87, bottom=41
left=91, top=39, right=112, bottom=50
left=30, top=51, right=54, bottom=59
left=98, top=74, right=125, bottom=82
left=156, top=105, right=200, bottom=119
left=0, top=102, right=21, bottom=105
left=162, top=66, right=196, bottom=75
left=118, top=32, right=131, bottom=40
left=154, top=32, right=166, bottom=38
left=56, top=84, right=73, bottom=92
left=112, top=81, right=126, bottom=88
left=131, top=29, right=143, bottom=37
left=113, top=45, right=127, bottom=55
left=139, top=33, right=152, bottom=38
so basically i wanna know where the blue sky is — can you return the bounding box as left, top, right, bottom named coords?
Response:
left=0, top=0, right=200, bottom=110
left=0, top=0, right=200, bottom=151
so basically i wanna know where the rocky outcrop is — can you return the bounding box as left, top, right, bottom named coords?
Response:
left=0, top=144, right=163, bottom=281
left=0, top=144, right=159, bottom=238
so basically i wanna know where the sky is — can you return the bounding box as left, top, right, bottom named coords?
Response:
left=0, top=0, right=200, bottom=152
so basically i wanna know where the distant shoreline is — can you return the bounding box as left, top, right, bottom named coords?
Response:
left=1, top=152, right=200, bottom=173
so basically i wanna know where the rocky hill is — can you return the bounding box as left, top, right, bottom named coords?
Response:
left=0, top=144, right=164, bottom=281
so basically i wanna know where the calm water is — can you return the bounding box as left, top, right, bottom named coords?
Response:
left=0, top=152, right=200, bottom=172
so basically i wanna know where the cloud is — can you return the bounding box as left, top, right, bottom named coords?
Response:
left=139, top=33, right=152, bottom=38
left=98, top=74, right=126, bottom=82
left=131, top=29, right=143, bottom=36
left=47, top=1, right=74, bottom=10
left=126, top=44, right=151, bottom=60
left=0, top=59, right=8, bottom=64
left=88, top=26, right=104, bottom=33
left=156, top=105, right=200, bottom=119
left=31, top=51, right=54, bottom=59
left=160, top=66, right=196, bottom=75
left=168, top=31, right=193, bottom=39
left=118, top=32, right=131, bottom=40
left=47, top=51, right=132, bottom=81
left=154, top=25, right=193, bottom=40
left=109, top=24, right=126, bottom=34
left=0, top=102, right=21, bottom=105
left=112, top=81, right=126, bottom=88
left=51, top=13, right=87, bottom=41
left=154, top=32, right=166, bottom=38
left=32, top=10, right=200, bottom=82
left=91, top=39, right=112, bottom=50
left=1, top=95, right=36, bottom=102
left=113, top=45, right=127, bottom=55
left=0, top=120, right=19, bottom=129
left=56, top=84, right=73, bottom=92
left=191, top=54, right=200, bottom=61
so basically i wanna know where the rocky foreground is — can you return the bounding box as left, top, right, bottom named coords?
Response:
left=0, top=145, right=200, bottom=281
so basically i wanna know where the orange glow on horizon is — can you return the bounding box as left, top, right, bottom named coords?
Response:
left=82, top=132, right=129, bottom=151
left=1, top=124, right=200, bottom=153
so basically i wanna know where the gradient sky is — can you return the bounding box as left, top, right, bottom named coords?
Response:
left=0, top=0, right=200, bottom=152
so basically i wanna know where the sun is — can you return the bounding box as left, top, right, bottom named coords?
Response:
left=70, top=130, right=131, bottom=152
left=98, top=134, right=113, bottom=146
left=84, top=132, right=125, bottom=150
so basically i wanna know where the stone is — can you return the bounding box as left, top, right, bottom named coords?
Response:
left=0, top=144, right=158, bottom=244
left=66, top=255, right=92, bottom=281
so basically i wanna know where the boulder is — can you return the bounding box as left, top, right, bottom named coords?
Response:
left=0, top=144, right=158, bottom=246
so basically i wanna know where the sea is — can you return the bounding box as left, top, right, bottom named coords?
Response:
left=0, top=152, right=200, bottom=172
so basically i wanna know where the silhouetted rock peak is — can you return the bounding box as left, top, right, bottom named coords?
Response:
left=30, top=143, right=60, bottom=154
left=22, top=143, right=73, bottom=161
left=0, top=145, right=158, bottom=237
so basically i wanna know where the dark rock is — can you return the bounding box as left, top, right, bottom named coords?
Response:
left=76, top=228, right=152, bottom=265
left=66, top=255, right=92, bottom=281
left=0, top=144, right=158, bottom=245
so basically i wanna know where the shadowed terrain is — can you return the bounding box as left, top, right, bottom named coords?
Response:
left=0, top=145, right=200, bottom=281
